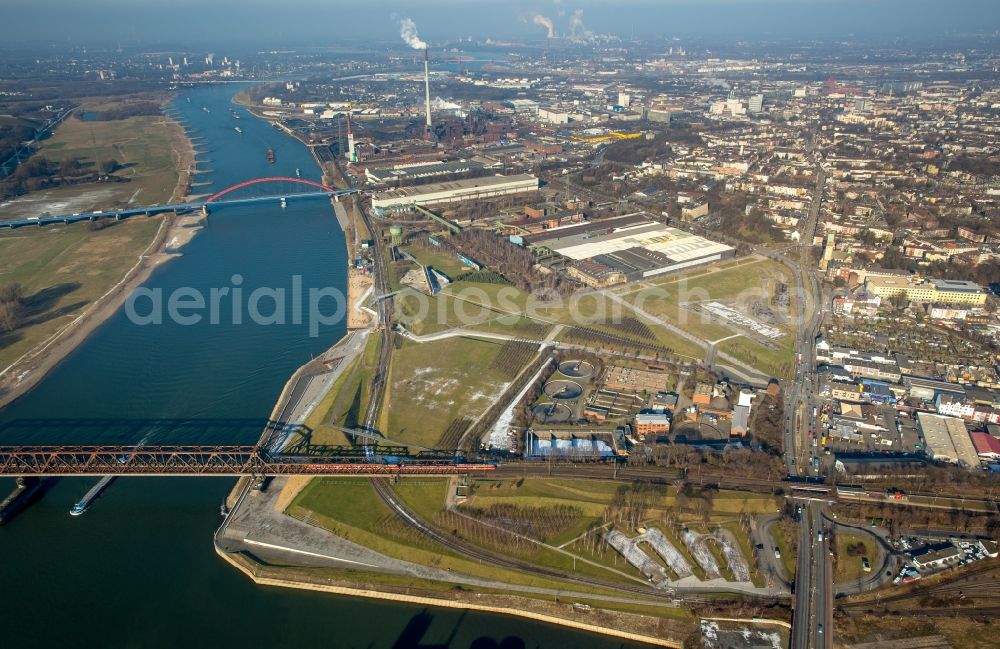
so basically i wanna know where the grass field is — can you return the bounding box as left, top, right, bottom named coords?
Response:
left=401, top=244, right=475, bottom=279
left=834, top=532, right=878, bottom=584
left=43, top=112, right=181, bottom=204
left=721, top=335, right=796, bottom=380
left=392, top=477, right=450, bottom=521
left=4, top=108, right=184, bottom=220
left=290, top=475, right=773, bottom=602
left=288, top=477, right=641, bottom=598
left=466, top=315, right=553, bottom=340
left=469, top=478, right=780, bottom=518
left=0, top=218, right=162, bottom=369
left=0, top=102, right=185, bottom=370
left=394, top=291, right=500, bottom=336
left=626, top=259, right=788, bottom=339
left=622, top=258, right=797, bottom=376
left=466, top=476, right=779, bottom=585
left=771, top=518, right=799, bottom=580
left=398, top=275, right=706, bottom=363
left=381, top=336, right=512, bottom=449
left=390, top=478, right=655, bottom=588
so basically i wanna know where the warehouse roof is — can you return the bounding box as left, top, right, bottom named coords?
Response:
left=917, top=412, right=979, bottom=467
left=372, top=174, right=537, bottom=201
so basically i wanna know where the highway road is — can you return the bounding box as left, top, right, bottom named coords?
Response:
left=782, top=146, right=826, bottom=478
left=791, top=502, right=833, bottom=649
left=791, top=506, right=813, bottom=649
left=812, top=504, right=833, bottom=649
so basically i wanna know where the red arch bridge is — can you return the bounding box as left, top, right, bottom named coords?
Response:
left=0, top=445, right=496, bottom=476
left=2, top=177, right=360, bottom=229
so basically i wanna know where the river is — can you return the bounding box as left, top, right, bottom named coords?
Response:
left=0, top=85, right=656, bottom=649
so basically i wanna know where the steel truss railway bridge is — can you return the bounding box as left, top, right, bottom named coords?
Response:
left=0, top=444, right=495, bottom=476
left=1, top=176, right=359, bottom=229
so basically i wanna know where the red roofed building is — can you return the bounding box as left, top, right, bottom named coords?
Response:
left=970, top=432, right=1000, bottom=461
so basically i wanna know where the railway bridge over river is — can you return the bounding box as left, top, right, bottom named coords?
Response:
left=0, top=444, right=494, bottom=476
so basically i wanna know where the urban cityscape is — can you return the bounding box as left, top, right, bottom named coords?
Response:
left=0, top=2, right=999, bottom=648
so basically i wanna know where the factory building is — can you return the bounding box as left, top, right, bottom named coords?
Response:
left=566, top=260, right=627, bottom=288
left=365, top=160, right=484, bottom=185
left=371, top=174, right=539, bottom=210
left=523, top=214, right=734, bottom=284
left=916, top=412, right=980, bottom=468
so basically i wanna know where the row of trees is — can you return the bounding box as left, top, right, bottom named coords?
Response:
left=0, top=282, right=26, bottom=333
left=445, top=229, right=580, bottom=296
left=0, top=121, right=37, bottom=170
left=604, top=482, right=665, bottom=530
left=1, top=155, right=120, bottom=199
left=456, top=502, right=582, bottom=543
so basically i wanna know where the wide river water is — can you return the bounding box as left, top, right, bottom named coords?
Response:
left=0, top=85, right=655, bottom=649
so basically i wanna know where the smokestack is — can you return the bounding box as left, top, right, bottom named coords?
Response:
left=423, top=48, right=433, bottom=132
left=345, top=112, right=355, bottom=162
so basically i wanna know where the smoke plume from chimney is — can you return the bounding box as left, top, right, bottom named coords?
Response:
left=532, top=14, right=555, bottom=38
left=398, top=18, right=427, bottom=50
left=568, top=9, right=594, bottom=42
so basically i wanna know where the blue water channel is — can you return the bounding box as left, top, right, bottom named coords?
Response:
left=0, top=85, right=656, bottom=649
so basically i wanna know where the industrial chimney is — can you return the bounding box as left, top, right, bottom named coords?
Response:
left=423, top=48, right=433, bottom=134
left=345, top=112, right=356, bottom=163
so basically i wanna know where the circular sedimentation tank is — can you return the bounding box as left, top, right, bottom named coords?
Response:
left=543, top=379, right=583, bottom=400
left=532, top=403, right=573, bottom=424
left=558, top=360, right=595, bottom=379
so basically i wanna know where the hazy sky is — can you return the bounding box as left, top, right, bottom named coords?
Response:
left=1, top=0, right=998, bottom=46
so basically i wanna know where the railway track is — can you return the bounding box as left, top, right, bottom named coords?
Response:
left=840, top=561, right=1000, bottom=611
left=332, top=157, right=392, bottom=435
left=491, top=462, right=782, bottom=493
left=840, top=605, right=1000, bottom=618
left=491, top=463, right=1000, bottom=514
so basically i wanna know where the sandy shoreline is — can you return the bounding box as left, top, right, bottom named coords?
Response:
left=0, top=103, right=200, bottom=410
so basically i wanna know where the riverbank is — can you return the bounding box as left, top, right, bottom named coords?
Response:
left=0, top=213, right=204, bottom=410
left=0, top=102, right=201, bottom=411
left=216, top=536, right=684, bottom=648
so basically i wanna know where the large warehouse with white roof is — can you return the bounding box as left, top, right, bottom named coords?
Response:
left=524, top=213, right=735, bottom=285
left=371, top=174, right=539, bottom=210
left=917, top=412, right=979, bottom=468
